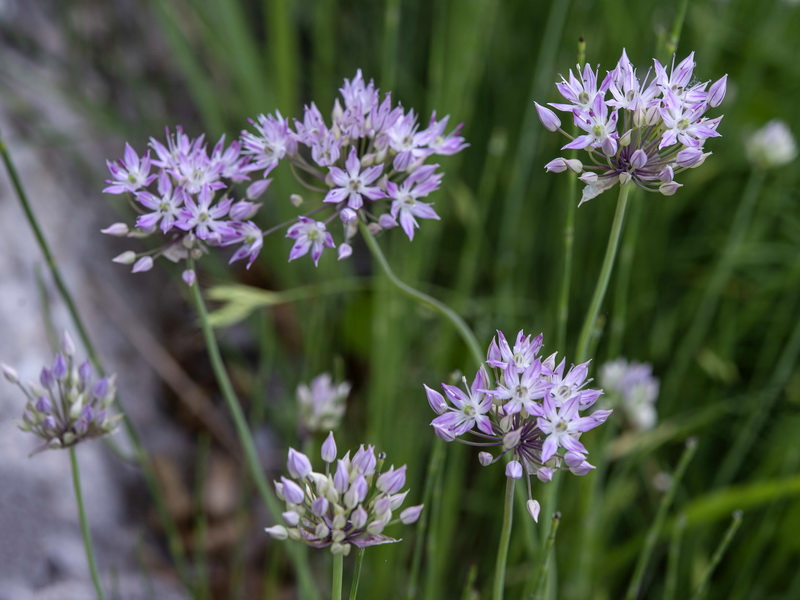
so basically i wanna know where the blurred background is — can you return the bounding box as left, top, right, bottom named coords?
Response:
left=1, top=0, right=799, bottom=598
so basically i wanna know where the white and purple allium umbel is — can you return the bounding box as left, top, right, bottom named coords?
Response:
left=296, top=373, right=351, bottom=434
left=2, top=332, right=121, bottom=454
left=264, top=433, right=423, bottom=556
left=102, top=71, right=466, bottom=276
left=425, top=330, right=611, bottom=521
left=535, top=50, right=726, bottom=204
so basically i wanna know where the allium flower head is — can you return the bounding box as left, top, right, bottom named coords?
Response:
left=746, top=120, right=797, bottom=169
left=425, top=330, right=610, bottom=521
left=2, top=333, right=121, bottom=453
left=265, top=434, right=422, bottom=555
left=297, top=373, right=351, bottom=433
left=599, top=358, right=659, bottom=431
left=537, top=49, right=726, bottom=204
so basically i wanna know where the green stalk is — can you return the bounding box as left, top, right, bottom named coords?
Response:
left=0, top=135, right=195, bottom=595
left=349, top=549, right=365, bottom=600
left=70, top=447, right=107, bottom=600
left=575, top=183, right=631, bottom=362
left=533, top=512, right=562, bottom=600
left=663, top=515, right=686, bottom=600
left=492, top=477, right=516, bottom=600
left=332, top=553, right=344, bottom=600
left=663, top=0, right=692, bottom=59
left=608, top=194, right=641, bottom=358
left=360, top=224, right=484, bottom=369
left=625, top=438, right=698, bottom=600
left=689, top=511, right=743, bottom=600
left=187, top=260, right=319, bottom=600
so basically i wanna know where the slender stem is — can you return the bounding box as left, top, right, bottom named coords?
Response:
left=349, top=549, right=365, bottom=600
left=492, top=477, right=516, bottom=600
left=664, top=0, right=692, bottom=58
left=187, top=260, right=320, bottom=600
left=689, top=511, right=743, bottom=600
left=332, top=552, right=344, bottom=600
left=663, top=515, right=686, bottom=600
left=0, top=134, right=195, bottom=595
left=70, top=447, right=107, bottom=600
left=625, top=439, right=698, bottom=600
left=533, top=512, right=562, bottom=600
left=360, top=224, right=484, bottom=370
left=608, top=193, right=641, bottom=358
left=575, top=183, right=631, bottom=362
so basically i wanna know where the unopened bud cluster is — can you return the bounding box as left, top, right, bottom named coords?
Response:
left=264, top=433, right=423, bottom=555
left=297, top=373, right=351, bottom=434
left=535, top=50, right=726, bottom=204
left=425, top=330, right=611, bottom=521
left=2, top=333, right=120, bottom=452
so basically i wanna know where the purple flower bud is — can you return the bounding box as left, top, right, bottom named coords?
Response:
left=544, top=158, right=568, bottom=173
left=659, top=181, right=682, bottom=196
left=503, top=428, right=522, bottom=450
left=351, top=505, right=368, bottom=529
left=92, top=378, right=109, bottom=399
left=38, top=368, right=53, bottom=389
left=432, top=423, right=456, bottom=442
left=287, top=448, right=312, bottom=479
left=378, top=214, right=398, bottom=229
left=579, top=172, right=598, bottom=184
left=2, top=363, right=19, bottom=383
left=78, top=361, right=92, bottom=383
left=424, top=385, right=447, bottom=415
left=526, top=499, right=541, bottom=523
left=344, top=475, right=368, bottom=508
left=630, top=149, right=648, bottom=170
left=334, top=460, right=350, bottom=494
left=311, top=496, right=329, bottom=517
left=534, top=102, right=561, bottom=132
left=74, top=417, right=89, bottom=436
left=61, top=332, right=76, bottom=357
left=179, top=269, right=196, bottom=287
left=35, top=395, right=52, bottom=413
left=676, top=147, right=704, bottom=168
left=569, top=460, right=595, bottom=476
left=101, top=223, right=130, bottom=236
left=290, top=194, right=304, bottom=207
left=280, top=476, right=305, bottom=504
left=337, top=244, right=353, bottom=261
left=400, top=505, right=424, bottom=524
left=281, top=510, right=299, bottom=527
left=51, top=354, right=67, bottom=380
left=564, top=451, right=586, bottom=469
left=505, top=460, right=523, bottom=479
left=321, top=431, right=337, bottom=463
left=478, top=452, right=493, bottom=467
left=658, top=166, right=674, bottom=183
left=340, top=208, right=358, bottom=224
left=707, top=74, right=727, bottom=108
left=377, top=465, right=406, bottom=495
left=230, top=200, right=262, bottom=220
left=112, top=251, right=137, bottom=265
left=389, top=490, right=409, bottom=510
left=246, top=179, right=271, bottom=201
left=536, top=468, right=554, bottom=483
left=374, top=496, right=393, bottom=518
left=352, top=445, right=376, bottom=475
left=132, top=256, right=154, bottom=273
left=43, top=415, right=57, bottom=430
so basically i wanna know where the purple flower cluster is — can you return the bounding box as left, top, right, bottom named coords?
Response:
left=242, top=69, right=467, bottom=262
left=599, top=358, right=659, bottom=431
left=2, top=333, right=120, bottom=453
left=102, top=71, right=466, bottom=276
left=424, top=330, right=610, bottom=521
left=296, top=373, right=351, bottom=434
left=264, top=433, right=423, bottom=556
left=535, top=50, right=726, bottom=204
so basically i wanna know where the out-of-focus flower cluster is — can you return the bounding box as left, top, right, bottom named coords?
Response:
left=535, top=50, right=726, bottom=204
left=2, top=333, right=120, bottom=453
left=599, top=358, right=659, bottom=432
left=102, top=70, right=467, bottom=278
left=264, top=433, right=423, bottom=555
left=746, top=120, right=797, bottom=169
left=297, top=373, right=350, bottom=434
left=424, top=330, right=611, bottom=521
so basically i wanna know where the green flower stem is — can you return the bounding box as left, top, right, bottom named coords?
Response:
left=332, top=552, right=344, bottom=600
left=187, top=260, right=319, bottom=600
left=360, top=224, right=484, bottom=370
left=575, top=183, right=631, bottom=362
left=663, top=515, right=687, bottom=600
left=492, top=476, right=516, bottom=600
left=349, top=549, right=365, bottom=600
left=689, top=511, right=743, bottom=600
left=0, top=135, right=196, bottom=594
left=625, top=438, right=698, bottom=600
left=70, top=447, right=107, bottom=600
left=608, top=195, right=641, bottom=358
